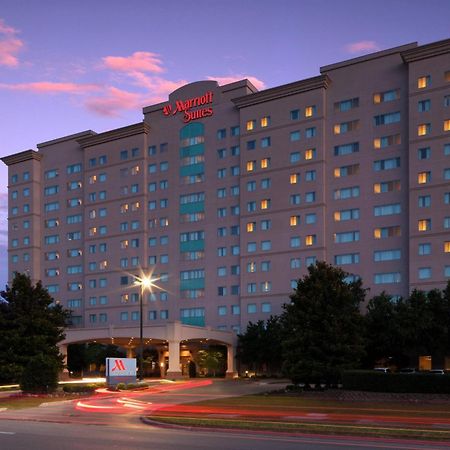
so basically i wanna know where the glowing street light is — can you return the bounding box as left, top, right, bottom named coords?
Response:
left=134, top=273, right=158, bottom=381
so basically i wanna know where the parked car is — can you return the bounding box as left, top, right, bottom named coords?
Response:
left=399, top=368, right=417, bottom=374
left=374, top=367, right=391, bottom=373
left=428, top=369, right=445, bottom=375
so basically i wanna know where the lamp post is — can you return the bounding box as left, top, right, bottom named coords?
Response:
left=134, top=274, right=155, bottom=382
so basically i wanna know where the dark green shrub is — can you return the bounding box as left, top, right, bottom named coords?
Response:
left=62, top=383, right=101, bottom=393
left=343, top=370, right=450, bottom=394
left=20, top=354, right=60, bottom=393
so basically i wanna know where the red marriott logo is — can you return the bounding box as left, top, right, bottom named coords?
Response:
left=111, top=359, right=126, bottom=371
left=162, top=91, right=213, bottom=123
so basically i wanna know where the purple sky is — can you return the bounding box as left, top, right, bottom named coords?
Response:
left=0, top=0, right=449, bottom=287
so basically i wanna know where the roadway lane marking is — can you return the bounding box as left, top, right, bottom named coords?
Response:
left=0, top=431, right=15, bottom=435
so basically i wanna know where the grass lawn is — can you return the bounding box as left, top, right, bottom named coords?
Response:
left=0, top=392, right=89, bottom=410
left=148, top=393, right=450, bottom=440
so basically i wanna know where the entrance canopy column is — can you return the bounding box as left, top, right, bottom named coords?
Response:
left=166, top=340, right=182, bottom=378
left=226, top=344, right=237, bottom=378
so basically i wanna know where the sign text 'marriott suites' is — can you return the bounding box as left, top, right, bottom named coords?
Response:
left=162, top=91, right=213, bottom=123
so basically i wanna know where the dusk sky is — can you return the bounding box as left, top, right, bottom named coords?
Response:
left=0, top=0, right=449, bottom=286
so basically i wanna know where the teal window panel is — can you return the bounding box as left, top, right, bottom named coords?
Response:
left=180, top=279, right=205, bottom=290
left=180, top=123, right=205, bottom=140
left=180, top=143, right=204, bottom=158
left=181, top=316, right=205, bottom=327
left=180, top=163, right=204, bottom=177
left=179, top=201, right=204, bottom=214
left=180, top=240, right=204, bottom=252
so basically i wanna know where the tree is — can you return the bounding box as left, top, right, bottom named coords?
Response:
left=281, top=261, right=366, bottom=384
left=0, top=273, right=69, bottom=388
left=238, top=316, right=283, bottom=375
left=194, top=347, right=226, bottom=376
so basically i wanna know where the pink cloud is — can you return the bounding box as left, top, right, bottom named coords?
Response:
left=0, top=81, right=100, bottom=94
left=0, top=19, right=23, bottom=67
left=103, top=51, right=164, bottom=74
left=206, top=75, right=266, bottom=90
left=345, top=40, right=380, bottom=54
left=84, top=87, right=143, bottom=117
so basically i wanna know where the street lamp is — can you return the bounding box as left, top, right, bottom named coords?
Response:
left=134, top=274, right=157, bottom=381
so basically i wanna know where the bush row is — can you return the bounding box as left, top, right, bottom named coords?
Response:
left=62, top=383, right=103, bottom=393
left=343, top=370, right=450, bottom=393
left=115, top=382, right=149, bottom=390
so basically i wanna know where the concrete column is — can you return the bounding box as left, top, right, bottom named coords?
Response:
left=166, top=340, right=182, bottom=379
left=226, top=344, right=238, bottom=378
left=59, top=343, right=70, bottom=380
left=126, top=347, right=134, bottom=358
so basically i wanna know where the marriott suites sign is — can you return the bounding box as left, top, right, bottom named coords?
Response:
left=162, top=91, right=213, bottom=123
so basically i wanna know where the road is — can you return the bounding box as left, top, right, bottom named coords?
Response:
left=0, top=380, right=449, bottom=449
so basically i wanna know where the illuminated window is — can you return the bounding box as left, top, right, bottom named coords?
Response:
left=418, top=123, right=431, bottom=136
left=417, top=75, right=430, bottom=89
left=246, top=120, right=256, bottom=131
left=89, top=227, right=97, bottom=236
left=260, top=116, right=270, bottom=127
left=99, top=260, right=107, bottom=270
left=444, top=120, right=450, bottom=132
left=246, top=161, right=255, bottom=172
left=417, top=171, right=431, bottom=184
left=290, top=215, right=300, bottom=226
left=261, top=281, right=271, bottom=292
left=305, top=235, right=316, bottom=246
left=418, top=219, right=431, bottom=232
left=305, top=148, right=316, bottom=160
left=120, top=203, right=129, bottom=213
left=290, top=173, right=299, bottom=184
left=120, top=239, right=129, bottom=249
left=261, top=199, right=270, bottom=210
left=334, top=120, right=359, bottom=135
left=89, top=175, right=97, bottom=184
left=131, top=165, right=140, bottom=175
left=261, top=158, right=270, bottom=169
left=247, top=262, right=256, bottom=273
left=305, top=105, right=316, bottom=117
left=373, top=89, right=399, bottom=104
left=444, top=242, right=450, bottom=253
left=131, top=201, right=140, bottom=211
left=247, top=222, right=255, bottom=233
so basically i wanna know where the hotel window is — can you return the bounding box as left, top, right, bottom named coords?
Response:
left=261, top=136, right=271, bottom=149
left=217, top=168, right=226, bottom=179
left=290, top=152, right=300, bottom=163
left=306, top=213, right=316, bottom=224
left=246, top=120, right=256, bottom=131
left=290, top=130, right=300, bottom=141
left=67, top=163, right=82, bottom=174
left=373, top=226, right=402, bottom=239
left=445, top=193, right=450, bottom=204
left=260, top=219, right=271, bottom=230
left=304, top=148, right=316, bottom=160
left=334, top=186, right=359, bottom=200
left=99, top=155, right=107, bottom=164
left=261, top=303, right=272, bottom=313
left=261, top=240, right=271, bottom=251
left=246, top=140, right=256, bottom=150
left=417, top=75, right=431, bottom=89
left=247, top=262, right=256, bottom=273
left=444, top=120, right=450, bottom=132
left=373, top=89, right=399, bottom=103
left=373, top=134, right=401, bottom=149
left=445, top=95, right=450, bottom=107
left=336, top=164, right=360, bottom=178
left=374, top=112, right=400, bottom=126
left=247, top=303, right=257, bottom=313
left=305, top=170, right=316, bottom=181
left=373, top=180, right=401, bottom=194
left=247, top=222, right=256, bottom=232
left=261, top=261, right=271, bottom=272
left=418, top=195, right=431, bottom=208
left=290, top=215, right=300, bottom=226
left=261, top=158, right=270, bottom=169
left=418, top=243, right=431, bottom=255
left=374, top=249, right=401, bottom=262
left=290, top=194, right=301, bottom=205
left=261, top=178, right=271, bottom=189
left=335, top=253, right=360, bottom=265
left=290, top=173, right=299, bottom=184
left=45, top=169, right=58, bottom=180
left=444, top=241, right=450, bottom=253
left=218, top=287, right=227, bottom=296
left=261, top=281, right=271, bottom=292
left=418, top=147, right=431, bottom=160
left=334, top=97, right=359, bottom=112
left=246, top=160, right=256, bottom=172
left=217, top=148, right=226, bottom=159
left=418, top=99, right=431, bottom=112
left=217, top=188, right=226, bottom=198
left=446, top=266, right=450, bottom=278
left=290, top=237, right=301, bottom=248
left=418, top=267, right=432, bottom=280
left=374, top=272, right=401, bottom=284
left=373, top=157, right=400, bottom=171
left=290, top=109, right=300, bottom=120
left=247, top=201, right=256, bottom=212
left=334, top=231, right=360, bottom=243
left=120, top=150, right=128, bottom=160
left=230, top=185, right=239, bottom=196
left=305, top=191, right=316, bottom=203
left=374, top=203, right=401, bottom=216
left=290, top=258, right=301, bottom=269
left=217, top=129, right=226, bottom=140
left=305, top=235, right=316, bottom=246
left=334, top=142, right=359, bottom=156
left=417, top=171, right=431, bottom=184
left=160, top=143, right=168, bottom=153
left=230, top=205, right=240, bottom=215
left=231, top=125, right=240, bottom=136
left=231, top=145, right=240, bottom=156
left=247, top=242, right=256, bottom=253
left=333, top=120, right=359, bottom=134
left=305, top=105, right=316, bottom=117
left=305, top=127, right=316, bottom=138
left=444, top=168, right=450, bottom=180
left=418, top=123, right=431, bottom=136
left=247, top=180, right=256, bottom=191
left=418, top=219, right=431, bottom=232
left=260, top=116, right=270, bottom=127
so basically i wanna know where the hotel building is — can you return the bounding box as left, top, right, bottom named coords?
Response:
left=2, top=39, right=450, bottom=373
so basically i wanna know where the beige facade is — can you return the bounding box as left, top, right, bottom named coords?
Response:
left=2, top=40, right=450, bottom=363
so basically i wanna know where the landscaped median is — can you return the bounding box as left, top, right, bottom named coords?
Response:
left=144, top=392, right=450, bottom=441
